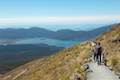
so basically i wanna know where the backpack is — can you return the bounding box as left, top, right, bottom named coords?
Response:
left=97, top=46, right=102, bottom=54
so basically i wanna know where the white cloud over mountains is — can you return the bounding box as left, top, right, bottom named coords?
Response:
left=0, top=16, right=120, bottom=25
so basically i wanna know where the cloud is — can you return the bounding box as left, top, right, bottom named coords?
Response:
left=0, top=16, right=120, bottom=25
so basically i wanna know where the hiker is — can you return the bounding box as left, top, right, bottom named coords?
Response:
left=96, top=42, right=103, bottom=65
left=90, top=41, right=97, bottom=62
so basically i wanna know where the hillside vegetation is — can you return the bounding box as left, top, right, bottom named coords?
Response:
left=1, top=23, right=120, bottom=80
left=1, top=42, right=91, bottom=80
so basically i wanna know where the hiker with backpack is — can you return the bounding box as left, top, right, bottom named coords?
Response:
left=91, top=41, right=103, bottom=65
left=95, top=42, right=103, bottom=65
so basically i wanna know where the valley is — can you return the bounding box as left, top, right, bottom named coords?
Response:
left=0, top=44, right=63, bottom=74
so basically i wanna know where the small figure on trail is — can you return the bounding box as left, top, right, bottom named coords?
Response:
left=95, top=42, right=103, bottom=65
left=90, top=41, right=97, bottom=62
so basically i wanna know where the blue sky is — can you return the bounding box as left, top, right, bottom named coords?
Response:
left=0, top=0, right=120, bottom=29
left=0, top=0, right=120, bottom=17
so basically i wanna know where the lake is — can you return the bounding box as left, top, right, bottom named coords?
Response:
left=16, top=37, right=79, bottom=47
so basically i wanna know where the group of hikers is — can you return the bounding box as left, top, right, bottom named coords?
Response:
left=90, top=41, right=103, bottom=65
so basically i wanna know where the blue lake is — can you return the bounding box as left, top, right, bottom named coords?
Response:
left=16, top=38, right=80, bottom=47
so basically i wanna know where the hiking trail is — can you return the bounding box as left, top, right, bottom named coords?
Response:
left=87, top=62, right=119, bottom=80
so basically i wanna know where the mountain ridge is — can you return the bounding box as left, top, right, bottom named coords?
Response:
left=0, top=25, right=112, bottom=41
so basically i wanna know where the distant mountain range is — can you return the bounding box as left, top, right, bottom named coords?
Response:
left=0, top=25, right=113, bottom=41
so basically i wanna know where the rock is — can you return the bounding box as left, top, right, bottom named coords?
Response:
left=115, top=72, right=120, bottom=79
left=70, top=72, right=84, bottom=80
left=83, top=64, right=89, bottom=72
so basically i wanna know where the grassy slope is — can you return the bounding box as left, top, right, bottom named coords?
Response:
left=1, top=23, right=120, bottom=80
left=1, top=42, right=91, bottom=80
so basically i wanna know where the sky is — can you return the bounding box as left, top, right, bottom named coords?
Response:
left=0, top=0, right=120, bottom=29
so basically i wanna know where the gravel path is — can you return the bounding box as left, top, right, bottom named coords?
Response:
left=87, top=62, right=119, bottom=80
